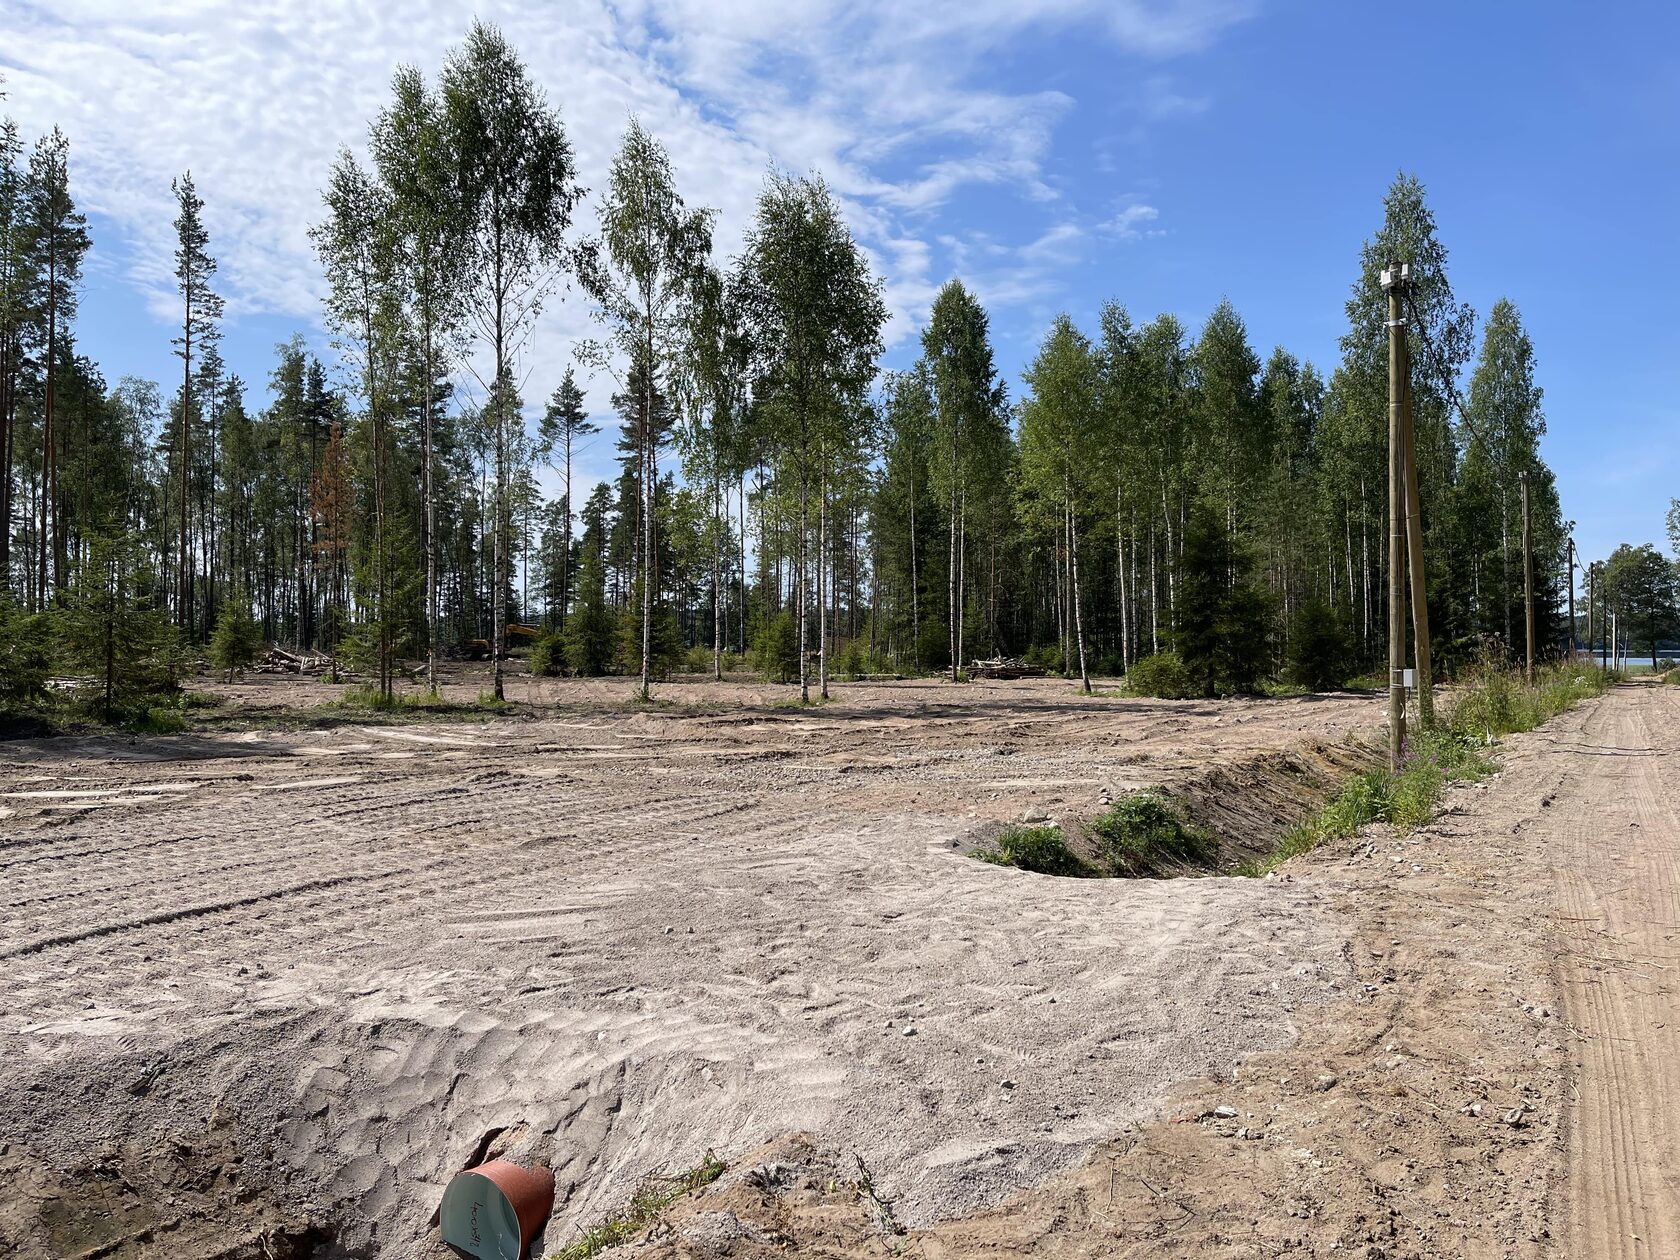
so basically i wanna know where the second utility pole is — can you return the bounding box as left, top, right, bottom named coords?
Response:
left=1399, top=303, right=1434, bottom=727
left=1384, top=263, right=1409, bottom=772
left=1520, top=471, right=1536, bottom=682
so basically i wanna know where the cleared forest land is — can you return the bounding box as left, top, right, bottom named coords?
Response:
left=0, top=675, right=1373, bottom=1257
left=2, top=677, right=1672, bottom=1259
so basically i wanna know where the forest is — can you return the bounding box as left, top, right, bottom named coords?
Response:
left=1, top=21, right=1675, bottom=724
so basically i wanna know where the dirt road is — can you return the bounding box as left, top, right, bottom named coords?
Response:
left=1547, top=681, right=1680, bottom=1256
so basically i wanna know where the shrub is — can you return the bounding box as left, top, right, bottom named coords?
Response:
left=1447, top=657, right=1608, bottom=740
left=0, top=605, right=53, bottom=712
left=1092, top=791, right=1213, bottom=871
left=209, top=598, right=262, bottom=681
left=1125, top=651, right=1194, bottom=699
left=617, top=604, right=683, bottom=679
left=529, top=632, right=565, bottom=677
left=1286, top=600, right=1352, bottom=691
left=682, top=644, right=716, bottom=674
left=1024, top=642, right=1065, bottom=674
left=754, top=610, right=800, bottom=682
left=563, top=604, right=618, bottom=677
left=973, top=824, right=1084, bottom=876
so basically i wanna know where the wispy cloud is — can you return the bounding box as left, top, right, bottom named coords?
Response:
left=1104, top=203, right=1164, bottom=240
left=0, top=0, right=1247, bottom=414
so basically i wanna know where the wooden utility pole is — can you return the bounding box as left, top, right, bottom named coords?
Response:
left=1520, top=471, right=1535, bottom=682
left=1566, top=537, right=1577, bottom=662
left=1398, top=311, right=1434, bottom=727
left=1383, top=263, right=1409, bottom=772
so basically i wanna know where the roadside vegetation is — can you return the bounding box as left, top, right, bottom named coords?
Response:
left=1246, top=660, right=1613, bottom=873
left=975, top=659, right=1617, bottom=882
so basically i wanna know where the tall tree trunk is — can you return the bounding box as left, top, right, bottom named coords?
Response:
left=948, top=477, right=958, bottom=681
left=179, top=291, right=192, bottom=633
left=818, top=466, right=828, bottom=700
left=1068, top=491, right=1091, bottom=694
left=712, top=468, right=722, bottom=680
left=425, top=312, right=438, bottom=691
left=798, top=459, right=809, bottom=703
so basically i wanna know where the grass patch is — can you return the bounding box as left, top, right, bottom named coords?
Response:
left=771, top=694, right=832, bottom=709
left=333, top=684, right=449, bottom=711
left=1447, top=658, right=1610, bottom=741
left=1092, top=790, right=1213, bottom=873
left=126, top=704, right=187, bottom=734
left=972, top=824, right=1086, bottom=877
left=1247, top=662, right=1604, bottom=874
left=549, top=1152, right=726, bottom=1260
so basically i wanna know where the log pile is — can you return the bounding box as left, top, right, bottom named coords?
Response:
left=967, top=656, right=1047, bottom=680
left=255, top=646, right=333, bottom=675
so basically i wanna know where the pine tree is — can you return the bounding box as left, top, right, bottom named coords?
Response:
left=170, top=170, right=223, bottom=634
left=536, top=367, right=598, bottom=629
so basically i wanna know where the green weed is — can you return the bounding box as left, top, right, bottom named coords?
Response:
left=972, top=824, right=1085, bottom=877
left=1091, top=790, right=1213, bottom=872
left=549, top=1153, right=726, bottom=1260
left=1249, top=664, right=1600, bottom=873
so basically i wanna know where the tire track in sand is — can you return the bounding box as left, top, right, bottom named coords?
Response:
left=1548, top=681, right=1680, bottom=1257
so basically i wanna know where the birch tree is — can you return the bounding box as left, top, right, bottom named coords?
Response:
left=922, top=279, right=1005, bottom=679
left=583, top=117, right=712, bottom=700
left=372, top=64, right=469, bottom=692
left=443, top=19, right=583, bottom=699
left=1019, top=314, right=1100, bottom=693
left=737, top=172, right=884, bottom=703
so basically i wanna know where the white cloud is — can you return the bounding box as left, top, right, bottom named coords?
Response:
left=0, top=0, right=1247, bottom=421
left=1105, top=203, right=1164, bottom=240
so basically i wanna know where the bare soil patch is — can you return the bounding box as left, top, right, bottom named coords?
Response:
left=0, top=675, right=1374, bottom=1257
left=593, top=683, right=1680, bottom=1259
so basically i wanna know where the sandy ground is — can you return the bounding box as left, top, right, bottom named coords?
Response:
left=0, top=673, right=1377, bottom=1258
left=588, top=681, right=1680, bottom=1259
left=2, top=674, right=1672, bottom=1260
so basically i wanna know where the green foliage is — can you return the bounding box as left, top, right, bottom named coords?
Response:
left=617, top=593, right=683, bottom=680
left=1125, top=651, right=1194, bottom=699
left=550, top=1152, right=726, bottom=1260
left=1092, top=791, right=1213, bottom=872
left=1175, top=503, right=1272, bottom=695
left=529, top=632, right=566, bottom=677
left=56, top=533, right=180, bottom=721
left=1286, top=599, right=1352, bottom=690
left=209, top=597, right=261, bottom=680
left=0, top=605, right=54, bottom=712
left=753, top=609, right=800, bottom=682
left=1447, top=657, right=1609, bottom=741
left=836, top=637, right=891, bottom=678
left=972, top=824, right=1085, bottom=877
left=1024, top=641, right=1064, bottom=675
left=1255, top=664, right=1597, bottom=873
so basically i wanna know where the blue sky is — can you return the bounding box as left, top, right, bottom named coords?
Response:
left=3, top=0, right=1676, bottom=562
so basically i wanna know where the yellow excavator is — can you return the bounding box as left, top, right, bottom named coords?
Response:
left=453, top=624, right=541, bottom=660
